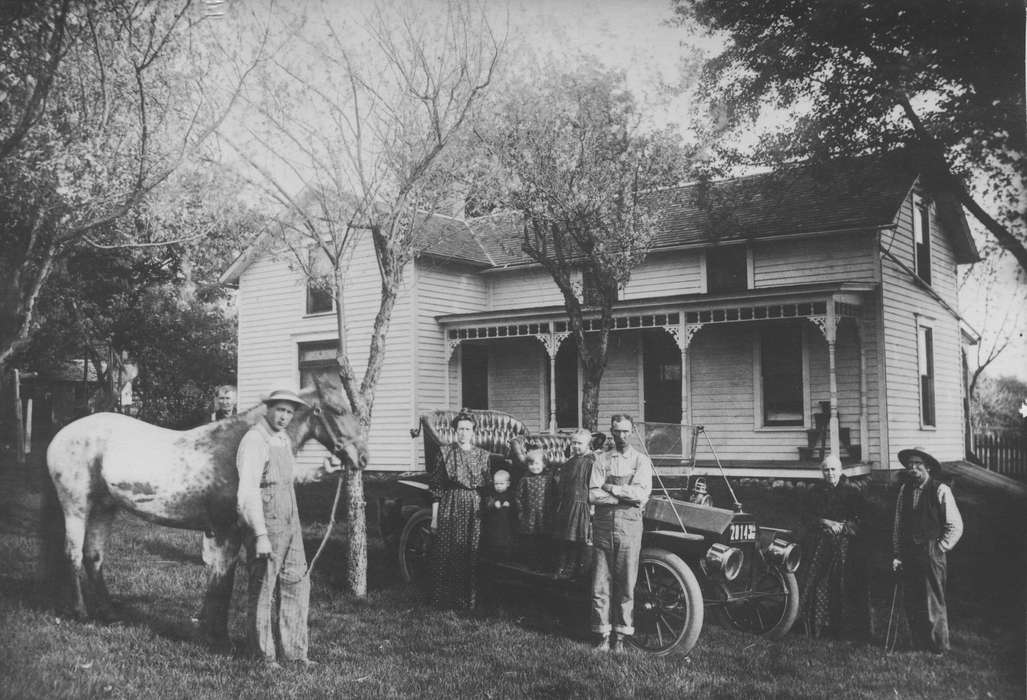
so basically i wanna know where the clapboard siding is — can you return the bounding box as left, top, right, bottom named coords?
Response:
left=237, top=235, right=419, bottom=472
left=595, top=333, right=643, bottom=428
left=411, top=259, right=489, bottom=469
left=753, top=232, right=875, bottom=288
left=879, top=189, right=966, bottom=466
left=488, top=267, right=564, bottom=309
left=622, top=250, right=704, bottom=299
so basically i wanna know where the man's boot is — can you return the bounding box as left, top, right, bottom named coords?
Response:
left=610, top=633, right=625, bottom=653
left=592, top=634, right=610, bottom=652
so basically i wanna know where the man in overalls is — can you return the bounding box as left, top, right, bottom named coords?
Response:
left=588, top=414, right=653, bottom=652
left=236, top=388, right=314, bottom=666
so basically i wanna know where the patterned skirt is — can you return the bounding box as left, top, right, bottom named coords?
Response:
left=430, top=487, right=481, bottom=610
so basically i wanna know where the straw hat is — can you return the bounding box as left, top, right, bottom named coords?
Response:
left=897, top=446, right=940, bottom=473
left=262, top=389, right=308, bottom=408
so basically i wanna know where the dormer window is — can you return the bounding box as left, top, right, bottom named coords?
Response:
left=706, top=245, right=748, bottom=294
left=913, top=194, right=932, bottom=285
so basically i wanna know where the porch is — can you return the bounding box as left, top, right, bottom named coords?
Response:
left=438, top=282, right=879, bottom=472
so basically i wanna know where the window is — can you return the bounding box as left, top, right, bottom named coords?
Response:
left=706, top=246, right=748, bottom=294
left=582, top=268, right=617, bottom=306
left=298, top=340, right=338, bottom=388
left=642, top=330, right=681, bottom=424
left=306, top=247, right=334, bottom=315
left=913, top=195, right=932, bottom=285
left=553, top=337, right=579, bottom=428
left=918, top=325, right=936, bottom=427
left=460, top=343, right=489, bottom=410
left=760, top=324, right=805, bottom=426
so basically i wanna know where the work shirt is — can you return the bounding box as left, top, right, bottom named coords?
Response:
left=236, top=419, right=293, bottom=539
left=892, top=480, right=964, bottom=554
left=588, top=445, right=653, bottom=508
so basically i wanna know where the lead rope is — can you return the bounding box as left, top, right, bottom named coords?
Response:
left=299, top=406, right=348, bottom=580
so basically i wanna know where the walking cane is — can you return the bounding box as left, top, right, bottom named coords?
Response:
left=884, top=576, right=901, bottom=654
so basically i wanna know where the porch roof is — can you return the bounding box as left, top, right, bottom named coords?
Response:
left=437, top=281, right=874, bottom=327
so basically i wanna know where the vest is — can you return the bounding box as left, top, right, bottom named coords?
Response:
left=900, top=478, right=943, bottom=548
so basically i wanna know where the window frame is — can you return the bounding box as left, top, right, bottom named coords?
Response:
left=297, top=339, right=339, bottom=389
left=304, top=246, right=335, bottom=316
left=917, top=322, right=936, bottom=428
left=913, top=194, right=932, bottom=286
left=752, top=323, right=810, bottom=430
left=705, top=245, right=750, bottom=294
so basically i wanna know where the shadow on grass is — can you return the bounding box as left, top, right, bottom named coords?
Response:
left=143, top=539, right=201, bottom=565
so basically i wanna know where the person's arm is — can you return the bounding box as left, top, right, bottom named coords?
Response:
left=603, top=453, right=653, bottom=506
left=936, top=484, right=964, bottom=551
left=840, top=486, right=863, bottom=537
left=236, top=430, right=270, bottom=556
left=429, top=451, right=446, bottom=531
left=588, top=455, right=619, bottom=505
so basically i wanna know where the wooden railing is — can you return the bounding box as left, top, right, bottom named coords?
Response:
left=974, top=433, right=1027, bottom=481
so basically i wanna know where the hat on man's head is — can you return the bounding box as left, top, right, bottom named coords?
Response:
left=897, top=447, right=940, bottom=473
left=262, top=389, right=308, bottom=408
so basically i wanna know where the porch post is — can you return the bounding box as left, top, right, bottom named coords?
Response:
left=857, top=321, right=869, bottom=463
left=810, top=308, right=841, bottom=464
left=548, top=351, right=557, bottom=433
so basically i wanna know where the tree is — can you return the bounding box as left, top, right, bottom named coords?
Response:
left=231, top=0, right=502, bottom=597
left=673, top=0, right=1027, bottom=276
left=0, top=0, right=261, bottom=372
left=475, top=64, right=691, bottom=430
left=972, top=374, right=1027, bottom=435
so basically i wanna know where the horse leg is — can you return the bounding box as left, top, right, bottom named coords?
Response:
left=199, top=527, right=241, bottom=646
left=61, top=510, right=89, bottom=620
left=83, top=495, right=119, bottom=621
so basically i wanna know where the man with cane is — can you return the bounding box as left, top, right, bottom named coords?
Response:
left=890, top=447, right=963, bottom=654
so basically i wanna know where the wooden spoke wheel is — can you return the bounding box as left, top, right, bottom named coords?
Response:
left=398, top=507, right=433, bottom=588
left=631, top=548, right=704, bottom=656
left=714, top=566, right=799, bottom=639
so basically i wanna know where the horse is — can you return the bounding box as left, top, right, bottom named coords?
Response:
left=44, top=376, right=367, bottom=642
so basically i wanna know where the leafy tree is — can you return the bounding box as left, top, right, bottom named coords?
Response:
left=0, top=0, right=260, bottom=371
left=971, top=374, right=1027, bottom=435
left=476, top=64, right=691, bottom=429
left=673, top=0, right=1027, bottom=275
left=233, top=0, right=502, bottom=597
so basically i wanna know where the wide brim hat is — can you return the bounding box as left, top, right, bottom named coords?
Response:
left=897, top=447, right=940, bottom=473
left=262, top=389, right=309, bottom=408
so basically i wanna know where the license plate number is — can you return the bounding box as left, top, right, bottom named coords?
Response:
left=730, top=522, right=756, bottom=542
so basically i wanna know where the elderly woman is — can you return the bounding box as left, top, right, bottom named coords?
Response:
left=800, top=456, right=870, bottom=639
left=429, top=410, right=491, bottom=610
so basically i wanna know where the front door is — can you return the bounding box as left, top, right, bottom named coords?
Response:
left=642, top=330, right=681, bottom=424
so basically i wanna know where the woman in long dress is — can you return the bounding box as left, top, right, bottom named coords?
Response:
left=429, top=411, right=491, bottom=610
left=800, top=457, right=870, bottom=639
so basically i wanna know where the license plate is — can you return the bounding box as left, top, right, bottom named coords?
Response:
left=729, top=522, right=757, bottom=542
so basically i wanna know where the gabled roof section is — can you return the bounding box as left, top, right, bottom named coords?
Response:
left=414, top=212, right=493, bottom=267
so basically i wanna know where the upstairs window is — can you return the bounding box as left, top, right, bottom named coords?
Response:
left=581, top=268, right=617, bottom=306
left=306, top=247, right=334, bottom=315
left=706, top=246, right=748, bottom=294
left=913, top=195, right=932, bottom=285
left=918, top=324, right=936, bottom=427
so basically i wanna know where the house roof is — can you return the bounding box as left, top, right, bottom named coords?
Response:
left=221, top=151, right=980, bottom=284
left=465, top=151, right=979, bottom=267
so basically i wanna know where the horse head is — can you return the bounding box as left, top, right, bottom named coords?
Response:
left=294, top=374, right=368, bottom=472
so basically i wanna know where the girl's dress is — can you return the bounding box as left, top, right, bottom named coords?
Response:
left=514, top=470, right=555, bottom=569
left=551, top=453, right=594, bottom=577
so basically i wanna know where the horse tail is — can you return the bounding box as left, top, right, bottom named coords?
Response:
left=39, top=451, right=66, bottom=598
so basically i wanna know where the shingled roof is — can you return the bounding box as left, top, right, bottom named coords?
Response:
left=453, top=151, right=944, bottom=268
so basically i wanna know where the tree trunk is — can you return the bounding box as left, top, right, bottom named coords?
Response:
left=343, top=466, right=367, bottom=599
left=580, top=371, right=601, bottom=431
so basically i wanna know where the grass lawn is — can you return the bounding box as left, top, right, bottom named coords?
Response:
left=0, top=450, right=1024, bottom=699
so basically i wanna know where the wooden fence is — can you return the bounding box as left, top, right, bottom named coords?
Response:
left=974, top=433, right=1027, bottom=480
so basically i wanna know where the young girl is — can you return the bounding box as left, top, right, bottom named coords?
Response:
left=481, top=469, right=514, bottom=560
left=551, top=429, right=595, bottom=579
left=514, top=447, right=555, bottom=570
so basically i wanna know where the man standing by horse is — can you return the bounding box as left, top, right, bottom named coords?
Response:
left=237, top=388, right=315, bottom=667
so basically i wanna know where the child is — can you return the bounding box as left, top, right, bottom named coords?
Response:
left=551, top=429, right=594, bottom=579
left=514, top=447, right=555, bottom=570
left=481, top=469, right=514, bottom=560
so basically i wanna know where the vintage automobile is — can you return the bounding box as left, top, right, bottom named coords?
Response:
left=397, top=409, right=801, bottom=656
